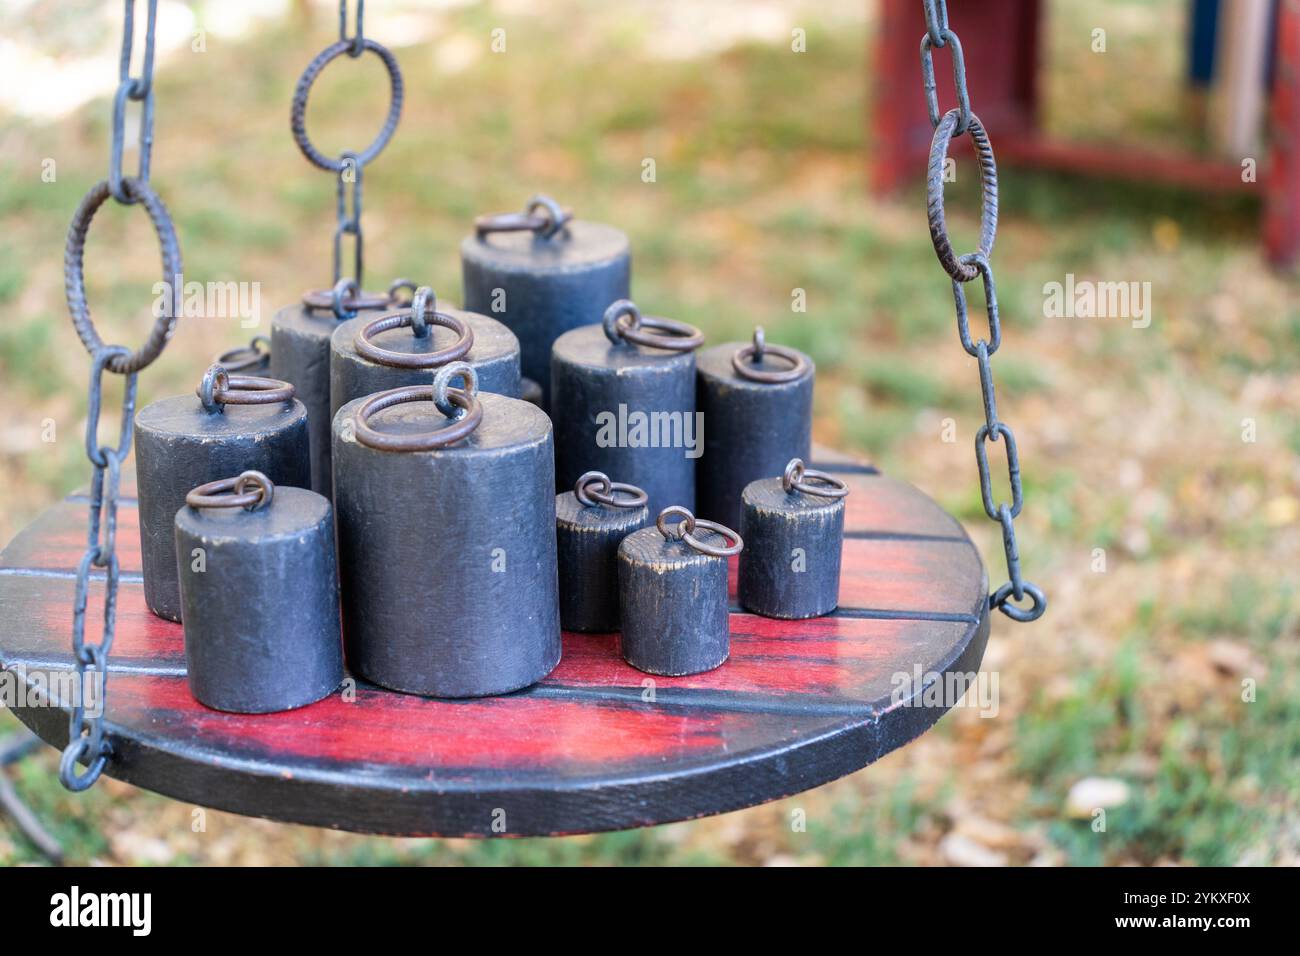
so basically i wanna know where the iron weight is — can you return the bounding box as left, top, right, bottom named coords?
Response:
left=617, top=507, right=743, bottom=676
left=520, top=377, right=544, bottom=408
left=135, top=366, right=309, bottom=623
left=329, top=286, right=521, bottom=426
left=551, top=300, right=704, bottom=518
left=461, top=195, right=630, bottom=407
left=332, top=363, right=561, bottom=698
left=738, top=459, right=849, bottom=620
left=175, top=471, right=343, bottom=713
left=555, top=472, right=650, bottom=632
left=270, top=278, right=413, bottom=496
left=696, top=327, right=814, bottom=530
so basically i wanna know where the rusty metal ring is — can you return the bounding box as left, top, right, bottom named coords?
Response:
left=213, top=335, right=270, bottom=374
left=409, top=285, right=434, bottom=337
left=575, top=471, right=648, bottom=509
left=525, top=194, right=570, bottom=239
left=65, top=177, right=182, bottom=375
left=352, top=382, right=481, bottom=452
left=387, top=277, right=418, bottom=307
left=197, top=364, right=296, bottom=413
left=474, top=194, right=572, bottom=239
left=186, top=471, right=275, bottom=511
left=290, top=38, right=403, bottom=172
left=656, top=506, right=742, bottom=557
left=656, top=505, right=696, bottom=540
left=603, top=299, right=704, bottom=352
left=301, top=285, right=389, bottom=314
left=927, top=109, right=998, bottom=283
left=683, top=519, right=744, bottom=557
left=331, top=277, right=361, bottom=319
left=433, top=362, right=479, bottom=418
left=781, top=458, right=849, bottom=499
left=353, top=305, right=474, bottom=369
left=732, top=329, right=809, bottom=384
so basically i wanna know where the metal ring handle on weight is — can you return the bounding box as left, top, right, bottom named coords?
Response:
left=213, top=335, right=271, bottom=374
left=927, top=109, right=997, bottom=283
left=352, top=363, right=481, bottom=452
left=575, top=471, right=648, bottom=509
left=65, top=177, right=182, bottom=375
left=602, top=300, right=704, bottom=352
left=656, top=506, right=744, bottom=558
left=474, top=194, right=572, bottom=240
left=409, top=285, right=434, bottom=336
left=300, top=278, right=389, bottom=317
left=782, top=458, right=849, bottom=499
left=186, top=471, right=275, bottom=511
left=197, top=365, right=296, bottom=413
left=732, top=327, right=809, bottom=384
left=353, top=303, right=475, bottom=369
left=290, top=38, right=403, bottom=171
left=387, top=277, right=418, bottom=307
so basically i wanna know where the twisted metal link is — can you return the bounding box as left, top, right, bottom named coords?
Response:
left=291, top=1, right=403, bottom=289
left=60, top=0, right=180, bottom=790
left=916, top=1, right=1045, bottom=623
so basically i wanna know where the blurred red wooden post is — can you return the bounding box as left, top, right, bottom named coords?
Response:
left=872, top=0, right=1041, bottom=193
left=873, top=0, right=1300, bottom=269
left=1264, top=0, right=1299, bottom=268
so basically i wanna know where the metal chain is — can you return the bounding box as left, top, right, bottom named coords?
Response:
left=59, top=0, right=181, bottom=790
left=291, top=0, right=403, bottom=289
left=109, top=0, right=157, bottom=203
left=918, top=0, right=1045, bottom=623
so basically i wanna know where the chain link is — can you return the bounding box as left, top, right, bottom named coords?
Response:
left=292, top=0, right=403, bottom=288
left=334, top=151, right=363, bottom=287
left=918, top=0, right=1045, bottom=623
left=109, top=0, right=158, bottom=203
left=59, top=0, right=180, bottom=791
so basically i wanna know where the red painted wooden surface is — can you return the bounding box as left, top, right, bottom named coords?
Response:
left=0, top=454, right=990, bottom=836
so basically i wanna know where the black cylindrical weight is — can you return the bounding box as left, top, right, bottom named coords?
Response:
left=617, top=507, right=743, bottom=676
left=270, top=286, right=395, bottom=496
left=551, top=302, right=703, bottom=518
left=175, top=472, right=342, bottom=713
left=329, top=304, right=521, bottom=426
left=696, top=329, right=814, bottom=530
left=461, top=199, right=630, bottom=406
left=738, top=460, right=848, bottom=620
left=520, top=376, right=544, bottom=408
left=332, top=367, right=561, bottom=697
left=135, top=368, right=310, bottom=622
left=555, top=472, right=650, bottom=632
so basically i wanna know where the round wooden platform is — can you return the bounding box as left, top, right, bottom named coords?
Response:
left=0, top=451, right=989, bottom=837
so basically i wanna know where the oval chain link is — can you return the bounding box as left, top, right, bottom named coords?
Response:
left=918, top=0, right=1045, bottom=623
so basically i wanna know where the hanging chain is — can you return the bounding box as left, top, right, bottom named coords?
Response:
left=918, top=0, right=1045, bottom=623
left=291, top=0, right=403, bottom=290
left=60, top=0, right=182, bottom=790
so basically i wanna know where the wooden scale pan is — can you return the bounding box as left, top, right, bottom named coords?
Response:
left=1, top=1, right=1033, bottom=839
left=0, top=453, right=988, bottom=836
